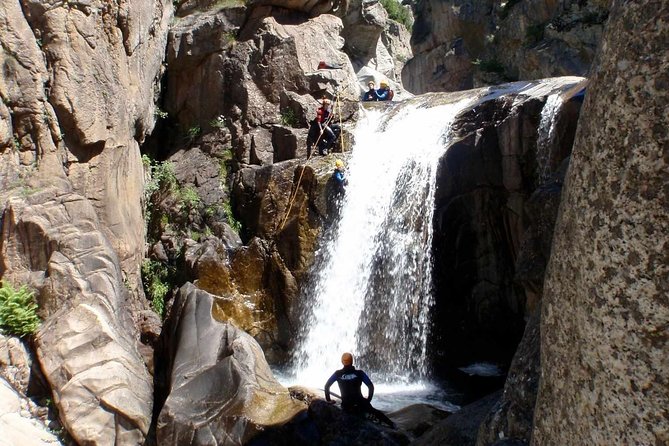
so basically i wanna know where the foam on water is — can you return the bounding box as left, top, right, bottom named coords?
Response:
left=291, top=99, right=471, bottom=392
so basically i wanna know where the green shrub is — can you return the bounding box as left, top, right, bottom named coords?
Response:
left=380, top=0, right=413, bottom=30
left=141, top=260, right=169, bottom=318
left=145, top=160, right=177, bottom=200
left=280, top=109, right=298, bottom=127
left=0, top=282, right=40, bottom=337
left=185, top=125, right=201, bottom=142
left=222, top=202, right=242, bottom=234
left=180, top=185, right=201, bottom=212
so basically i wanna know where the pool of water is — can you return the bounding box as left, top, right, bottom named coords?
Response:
left=273, top=368, right=463, bottom=413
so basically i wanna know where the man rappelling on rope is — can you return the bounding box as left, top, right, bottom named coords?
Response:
left=307, top=97, right=341, bottom=156
left=324, top=352, right=396, bottom=428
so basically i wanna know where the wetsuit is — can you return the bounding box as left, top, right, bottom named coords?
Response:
left=333, top=168, right=346, bottom=187
left=363, top=89, right=379, bottom=101
left=324, top=365, right=394, bottom=427
left=376, top=87, right=392, bottom=101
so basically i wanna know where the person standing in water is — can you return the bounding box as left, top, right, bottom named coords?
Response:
left=324, top=352, right=396, bottom=428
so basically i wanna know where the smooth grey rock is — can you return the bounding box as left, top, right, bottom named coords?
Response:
left=0, top=190, right=153, bottom=446
left=157, top=283, right=305, bottom=445
left=0, top=378, right=60, bottom=446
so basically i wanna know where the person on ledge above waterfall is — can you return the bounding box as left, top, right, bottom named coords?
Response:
left=362, top=80, right=379, bottom=101
left=376, top=81, right=393, bottom=101
left=324, top=352, right=396, bottom=428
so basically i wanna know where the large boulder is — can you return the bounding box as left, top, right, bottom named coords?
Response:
left=341, top=0, right=388, bottom=60
left=532, top=2, right=669, bottom=445
left=0, top=190, right=153, bottom=445
left=157, top=283, right=306, bottom=445
left=184, top=236, right=298, bottom=362
left=232, top=156, right=341, bottom=280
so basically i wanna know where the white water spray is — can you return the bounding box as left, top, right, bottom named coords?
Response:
left=536, top=93, right=563, bottom=182
left=292, top=99, right=470, bottom=387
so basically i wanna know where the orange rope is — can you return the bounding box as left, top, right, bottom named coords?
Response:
left=277, top=92, right=341, bottom=233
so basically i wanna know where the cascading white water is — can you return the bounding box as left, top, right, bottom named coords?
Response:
left=292, top=98, right=470, bottom=387
left=536, top=94, right=563, bottom=182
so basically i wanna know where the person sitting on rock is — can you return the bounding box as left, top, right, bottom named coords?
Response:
left=307, top=98, right=338, bottom=156
left=362, top=81, right=379, bottom=101
left=324, top=352, right=395, bottom=428
left=376, top=81, right=393, bottom=101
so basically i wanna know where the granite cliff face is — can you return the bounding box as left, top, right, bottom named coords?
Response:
left=532, top=1, right=669, bottom=444
left=1, top=1, right=171, bottom=444
left=403, top=0, right=609, bottom=93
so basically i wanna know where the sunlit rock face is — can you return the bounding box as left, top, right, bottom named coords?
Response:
left=1, top=190, right=153, bottom=445
left=403, top=0, right=608, bottom=93
left=157, top=283, right=306, bottom=445
left=165, top=5, right=359, bottom=165
left=532, top=2, right=669, bottom=445
left=0, top=378, right=60, bottom=446
left=0, top=0, right=172, bottom=284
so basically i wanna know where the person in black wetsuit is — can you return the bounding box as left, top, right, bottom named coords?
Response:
left=324, top=352, right=395, bottom=428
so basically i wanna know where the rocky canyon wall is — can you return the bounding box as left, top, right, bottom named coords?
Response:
left=403, top=0, right=609, bottom=93
left=532, top=1, right=669, bottom=444
left=0, top=0, right=171, bottom=444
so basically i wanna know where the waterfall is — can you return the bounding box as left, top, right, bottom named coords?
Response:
left=293, top=98, right=470, bottom=387
left=536, top=94, right=563, bottom=183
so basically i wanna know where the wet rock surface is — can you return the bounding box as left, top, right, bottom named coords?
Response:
left=412, top=391, right=502, bottom=446
left=431, top=78, right=585, bottom=369
left=157, top=283, right=306, bottom=445
left=248, top=399, right=409, bottom=446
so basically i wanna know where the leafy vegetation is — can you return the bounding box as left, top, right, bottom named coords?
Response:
left=185, top=125, right=201, bottom=142
left=154, top=108, right=169, bottom=119
left=222, top=202, right=242, bottom=233
left=180, top=185, right=201, bottom=213
left=141, top=260, right=169, bottom=318
left=379, top=0, right=413, bottom=30
left=143, top=156, right=178, bottom=213
left=280, top=109, right=298, bottom=127
left=0, top=282, right=40, bottom=337
left=209, top=115, right=226, bottom=129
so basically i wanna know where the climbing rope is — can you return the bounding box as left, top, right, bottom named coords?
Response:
left=275, top=90, right=343, bottom=234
